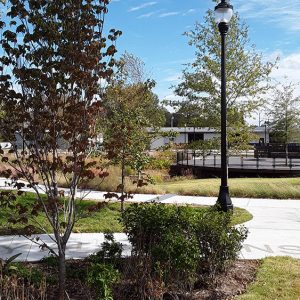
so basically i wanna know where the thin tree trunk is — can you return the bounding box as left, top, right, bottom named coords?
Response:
left=285, top=143, right=288, bottom=166
left=285, top=109, right=288, bottom=166
left=58, top=249, right=66, bottom=300
left=121, top=157, right=125, bottom=213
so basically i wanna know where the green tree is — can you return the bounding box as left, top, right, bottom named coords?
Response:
left=113, top=52, right=166, bottom=126
left=104, top=83, right=154, bottom=212
left=174, top=2, right=275, bottom=128
left=0, top=1, right=120, bottom=298
left=103, top=54, right=164, bottom=211
left=228, top=123, right=258, bottom=154
left=268, top=82, right=300, bottom=164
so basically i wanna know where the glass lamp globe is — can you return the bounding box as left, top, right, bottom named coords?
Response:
left=214, top=1, right=233, bottom=24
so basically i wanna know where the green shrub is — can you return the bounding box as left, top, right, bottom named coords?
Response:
left=147, top=150, right=175, bottom=170
left=195, top=207, right=248, bottom=281
left=122, top=202, right=248, bottom=296
left=87, top=263, right=120, bottom=300
left=122, top=203, right=199, bottom=289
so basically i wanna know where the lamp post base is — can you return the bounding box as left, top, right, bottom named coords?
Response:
left=217, top=186, right=233, bottom=212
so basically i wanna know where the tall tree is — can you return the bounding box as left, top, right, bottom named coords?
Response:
left=103, top=54, right=165, bottom=211
left=104, top=83, right=152, bottom=209
left=174, top=2, right=275, bottom=128
left=0, top=0, right=120, bottom=298
left=268, top=82, right=300, bottom=163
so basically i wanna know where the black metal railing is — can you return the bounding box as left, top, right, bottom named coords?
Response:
left=176, top=150, right=300, bottom=171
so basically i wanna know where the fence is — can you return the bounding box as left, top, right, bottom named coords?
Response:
left=254, top=143, right=300, bottom=159
left=176, top=150, right=300, bottom=171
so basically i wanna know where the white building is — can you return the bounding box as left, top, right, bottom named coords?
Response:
left=149, top=126, right=270, bottom=150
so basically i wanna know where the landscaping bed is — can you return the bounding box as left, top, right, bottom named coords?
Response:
left=3, top=257, right=300, bottom=299
left=1, top=258, right=259, bottom=300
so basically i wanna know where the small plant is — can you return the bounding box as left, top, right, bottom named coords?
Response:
left=0, top=253, right=22, bottom=274
left=1, top=256, right=47, bottom=299
left=87, top=233, right=122, bottom=299
left=87, top=263, right=120, bottom=300
left=8, top=263, right=44, bottom=286
left=40, top=255, right=58, bottom=268
left=89, top=233, right=123, bottom=267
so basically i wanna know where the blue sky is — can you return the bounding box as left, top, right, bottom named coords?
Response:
left=106, top=0, right=300, bottom=109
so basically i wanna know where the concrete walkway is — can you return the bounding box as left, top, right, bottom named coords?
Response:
left=0, top=178, right=300, bottom=261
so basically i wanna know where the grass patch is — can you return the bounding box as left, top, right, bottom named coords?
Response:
left=138, top=177, right=300, bottom=199
left=238, top=257, right=300, bottom=300
left=0, top=192, right=252, bottom=234
left=231, top=207, right=252, bottom=225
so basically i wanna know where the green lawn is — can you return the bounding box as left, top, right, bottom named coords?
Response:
left=0, top=192, right=252, bottom=235
left=140, top=177, right=300, bottom=199
left=238, top=257, right=300, bottom=300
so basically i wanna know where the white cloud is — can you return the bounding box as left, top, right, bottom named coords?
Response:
left=183, top=9, right=196, bottom=16
left=158, top=11, right=180, bottom=18
left=128, top=2, right=157, bottom=12
left=271, top=52, right=300, bottom=92
left=163, top=73, right=182, bottom=83
left=235, top=0, right=300, bottom=31
left=137, top=10, right=160, bottom=19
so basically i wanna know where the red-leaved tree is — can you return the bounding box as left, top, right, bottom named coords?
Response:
left=0, top=0, right=121, bottom=298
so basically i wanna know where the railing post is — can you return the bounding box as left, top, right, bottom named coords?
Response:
left=186, top=150, right=189, bottom=166
left=214, top=154, right=216, bottom=168
left=241, top=156, right=244, bottom=169
left=194, top=150, right=196, bottom=167
left=289, top=157, right=292, bottom=170
left=256, top=156, right=259, bottom=169
left=273, top=157, right=276, bottom=170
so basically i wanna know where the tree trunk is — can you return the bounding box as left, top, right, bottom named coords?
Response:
left=121, top=158, right=125, bottom=213
left=285, top=143, right=288, bottom=166
left=285, top=109, right=288, bottom=166
left=58, top=249, right=66, bottom=300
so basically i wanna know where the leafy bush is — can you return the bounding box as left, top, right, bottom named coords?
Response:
left=147, top=150, right=175, bottom=170
left=122, top=202, right=247, bottom=297
left=195, top=206, right=248, bottom=281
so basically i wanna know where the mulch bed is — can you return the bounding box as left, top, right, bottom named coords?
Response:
left=191, top=260, right=259, bottom=299
left=2, top=259, right=259, bottom=300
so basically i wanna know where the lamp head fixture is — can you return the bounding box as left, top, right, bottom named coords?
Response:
left=214, top=0, right=233, bottom=24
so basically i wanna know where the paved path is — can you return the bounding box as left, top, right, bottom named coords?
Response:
left=0, top=178, right=300, bottom=261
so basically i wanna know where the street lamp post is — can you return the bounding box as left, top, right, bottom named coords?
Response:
left=214, top=0, right=233, bottom=212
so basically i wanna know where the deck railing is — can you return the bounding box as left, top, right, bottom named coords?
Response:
left=176, top=150, right=300, bottom=171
